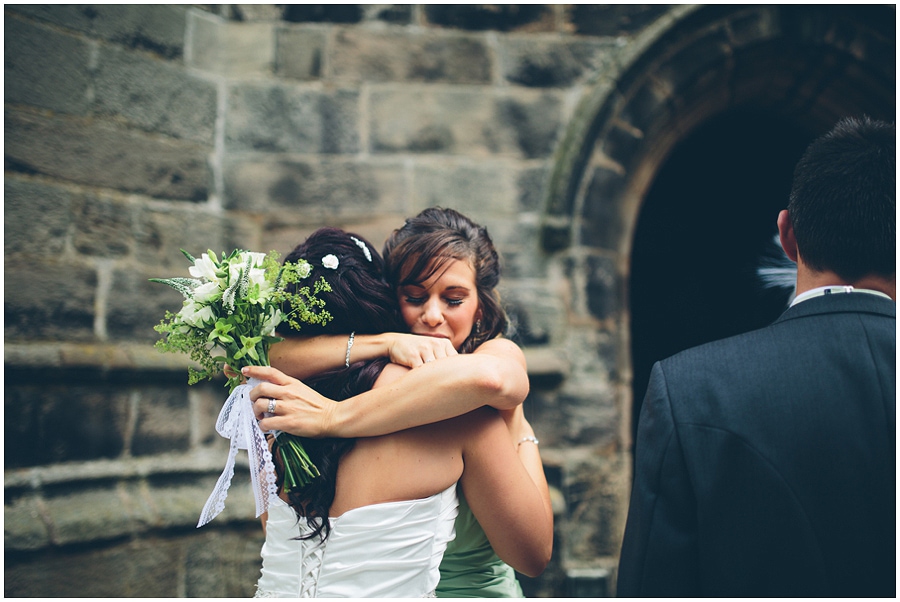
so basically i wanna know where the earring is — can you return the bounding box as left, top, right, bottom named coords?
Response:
left=475, top=320, right=482, bottom=334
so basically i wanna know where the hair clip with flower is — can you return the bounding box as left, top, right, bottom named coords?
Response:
left=322, top=254, right=340, bottom=270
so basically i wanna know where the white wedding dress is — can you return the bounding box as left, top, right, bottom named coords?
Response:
left=254, top=484, right=459, bottom=598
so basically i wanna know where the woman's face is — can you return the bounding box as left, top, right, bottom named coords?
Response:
left=398, top=257, right=481, bottom=351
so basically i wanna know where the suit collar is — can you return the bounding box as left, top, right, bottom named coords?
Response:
left=775, top=291, right=895, bottom=325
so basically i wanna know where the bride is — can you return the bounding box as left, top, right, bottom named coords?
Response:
left=247, top=227, right=551, bottom=597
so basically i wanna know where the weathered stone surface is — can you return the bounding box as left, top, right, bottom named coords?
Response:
left=5, top=109, right=211, bottom=201
left=424, top=5, right=554, bottom=32
left=8, top=5, right=187, bottom=60
left=5, top=533, right=200, bottom=597
left=569, top=5, right=671, bottom=37
left=107, top=265, right=185, bottom=342
left=131, top=388, right=193, bottom=456
left=5, top=382, right=129, bottom=468
left=71, top=193, right=133, bottom=258
left=4, top=493, right=51, bottom=551
left=226, top=84, right=359, bottom=153
left=500, top=36, right=614, bottom=88
left=410, top=160, right=519, bottom=216
left=331, top=28, right=491, bottom=84
left=4, top=15, right=93, bottom=115
left=275, top=25, right=327, bottom=80
left=4, top=259, right=97, bottom=342
left=370, top=88, right=563, bottom=158
left=93, top=43, right=217, bottom=144
left=4, top=177, right=74, bottom=259
left=223, top=156, right=406, bottom=216
left=184, top=527, right=265, bottom=597
left=190, top=15, right=275, bottom=76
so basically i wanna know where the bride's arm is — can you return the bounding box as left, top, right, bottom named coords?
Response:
left=269, top=332, right=457, bottom=378
left=245, top=338, right=529, bottom=438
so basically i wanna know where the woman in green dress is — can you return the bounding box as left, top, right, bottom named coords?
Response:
left=247, top=207, right=553, bottom=595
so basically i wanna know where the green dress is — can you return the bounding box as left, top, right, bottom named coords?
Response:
left=436, top=488, right=524, bottom=597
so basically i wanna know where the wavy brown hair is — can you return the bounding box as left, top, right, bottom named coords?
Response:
left=382, top=207, right=509, bottom=354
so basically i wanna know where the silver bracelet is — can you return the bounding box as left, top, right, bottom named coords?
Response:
left=517, top=436, right=539, bottom=447
left=345, top=331, right=355, bottom=367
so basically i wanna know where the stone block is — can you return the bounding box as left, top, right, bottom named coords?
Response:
left=72, top=193, right=133, bottom=258
left=502, top=281, right=567, bottom=347
left=190, top=15, right=275, bottom=76
left=4, top=177, right=74, bottom=259
left=223, top=156, right=406, bottom=216
left=410, top=160, right=519, bottom=217
left=424, top=5, right=554, bottom=32
left=131, top=387, right=193, bottom=456
left=5, top=534, right=186, bottom=597
left=517, top=164, right=550, bottom=212
left=133, top=206, right=246, bottom=270
left=4, top=381, right=129, bottom=468
left=108, top=265, right=186, bottom=342
left=558, top=451, right=630, bottom=559
left=93, top=43, right=217, bottom=144
left=184, top=528, right=266, bottom=597
left=371, top=87, right=563, bottom=158
left=331, top=28, right=491, bottom=84
left=13, top=5, right=187, bottom=60
left=4, top=492, right=51, bottom=551
left=4, top=259, right=97, bottom=343
left=500, top=36, right=614, bottom=88
left=494, top=92, right=564, bottom=159
left=4, top=14, right=92, bottom=115
left=584, top=253, right=620, bottom=322
left=275, top=25, right=326, bottom=80
left=580, top=164, right=628, bottom=251
left=569, top=5, right=672, bottom=37
left=226, top=84, right=359, bottom=153
left=42, top=483, right=134, bottom=545
left=5, top=109, right=211, bottom=201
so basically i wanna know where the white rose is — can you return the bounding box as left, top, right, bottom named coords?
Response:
left=322, top=254, right=339, bottom=270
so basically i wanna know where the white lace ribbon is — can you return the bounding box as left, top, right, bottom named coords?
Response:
left=197, top=377, right=278, bottom=527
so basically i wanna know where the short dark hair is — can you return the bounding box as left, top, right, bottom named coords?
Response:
left=382, top=207, right=508, bottom=354
left=788, top=116, right=895, bottom=280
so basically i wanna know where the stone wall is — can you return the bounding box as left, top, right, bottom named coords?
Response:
left=5, top=5, right=665, bottom=596
left=5, top=4, right=894, bottom=598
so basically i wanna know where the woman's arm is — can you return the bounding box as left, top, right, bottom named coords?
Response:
left=269, top=333, right=457, bottom=379
left=456, top=408, right=553, bottom=577
left=245, top=337, right=529, bottom=438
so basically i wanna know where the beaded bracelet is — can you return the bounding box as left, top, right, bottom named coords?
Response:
left=345, top=331, right=355, bottom=367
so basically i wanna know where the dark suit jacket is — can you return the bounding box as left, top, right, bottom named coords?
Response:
left=617, top=293, right=895, bottom=597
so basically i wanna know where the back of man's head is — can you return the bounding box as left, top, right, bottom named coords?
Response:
left=788, top=116, right=895, bottom=281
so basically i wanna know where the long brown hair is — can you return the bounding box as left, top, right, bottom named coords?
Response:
left=382, top=207, right=508, bottom=354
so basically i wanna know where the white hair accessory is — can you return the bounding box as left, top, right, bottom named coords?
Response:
left=350, top=236, right=372, bottom=262
left=322, top=254, right=339, bottom=270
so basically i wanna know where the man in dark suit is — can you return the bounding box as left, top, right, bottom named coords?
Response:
left=617, top=116, right=895, bottom=597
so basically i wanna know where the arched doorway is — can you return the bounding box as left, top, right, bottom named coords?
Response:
left=629, top=110, right=811, bottom=436
left=540, top=4, right=895, bottom=449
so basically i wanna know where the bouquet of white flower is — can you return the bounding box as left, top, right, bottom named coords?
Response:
left=152, top=248, right=331, bottom=526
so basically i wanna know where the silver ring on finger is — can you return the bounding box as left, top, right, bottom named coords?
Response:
left=267, top=399, right=277, bottom=414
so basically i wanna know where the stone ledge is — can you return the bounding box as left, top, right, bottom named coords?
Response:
left=4, top=341, right=193, bottom=371
left=6, top=341, right=571, bottom=379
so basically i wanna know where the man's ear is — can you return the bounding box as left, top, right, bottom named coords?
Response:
left=777, top=209, right=799, bottom=263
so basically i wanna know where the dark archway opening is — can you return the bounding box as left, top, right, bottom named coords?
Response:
left=629, top=110, right=815, bottom=442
